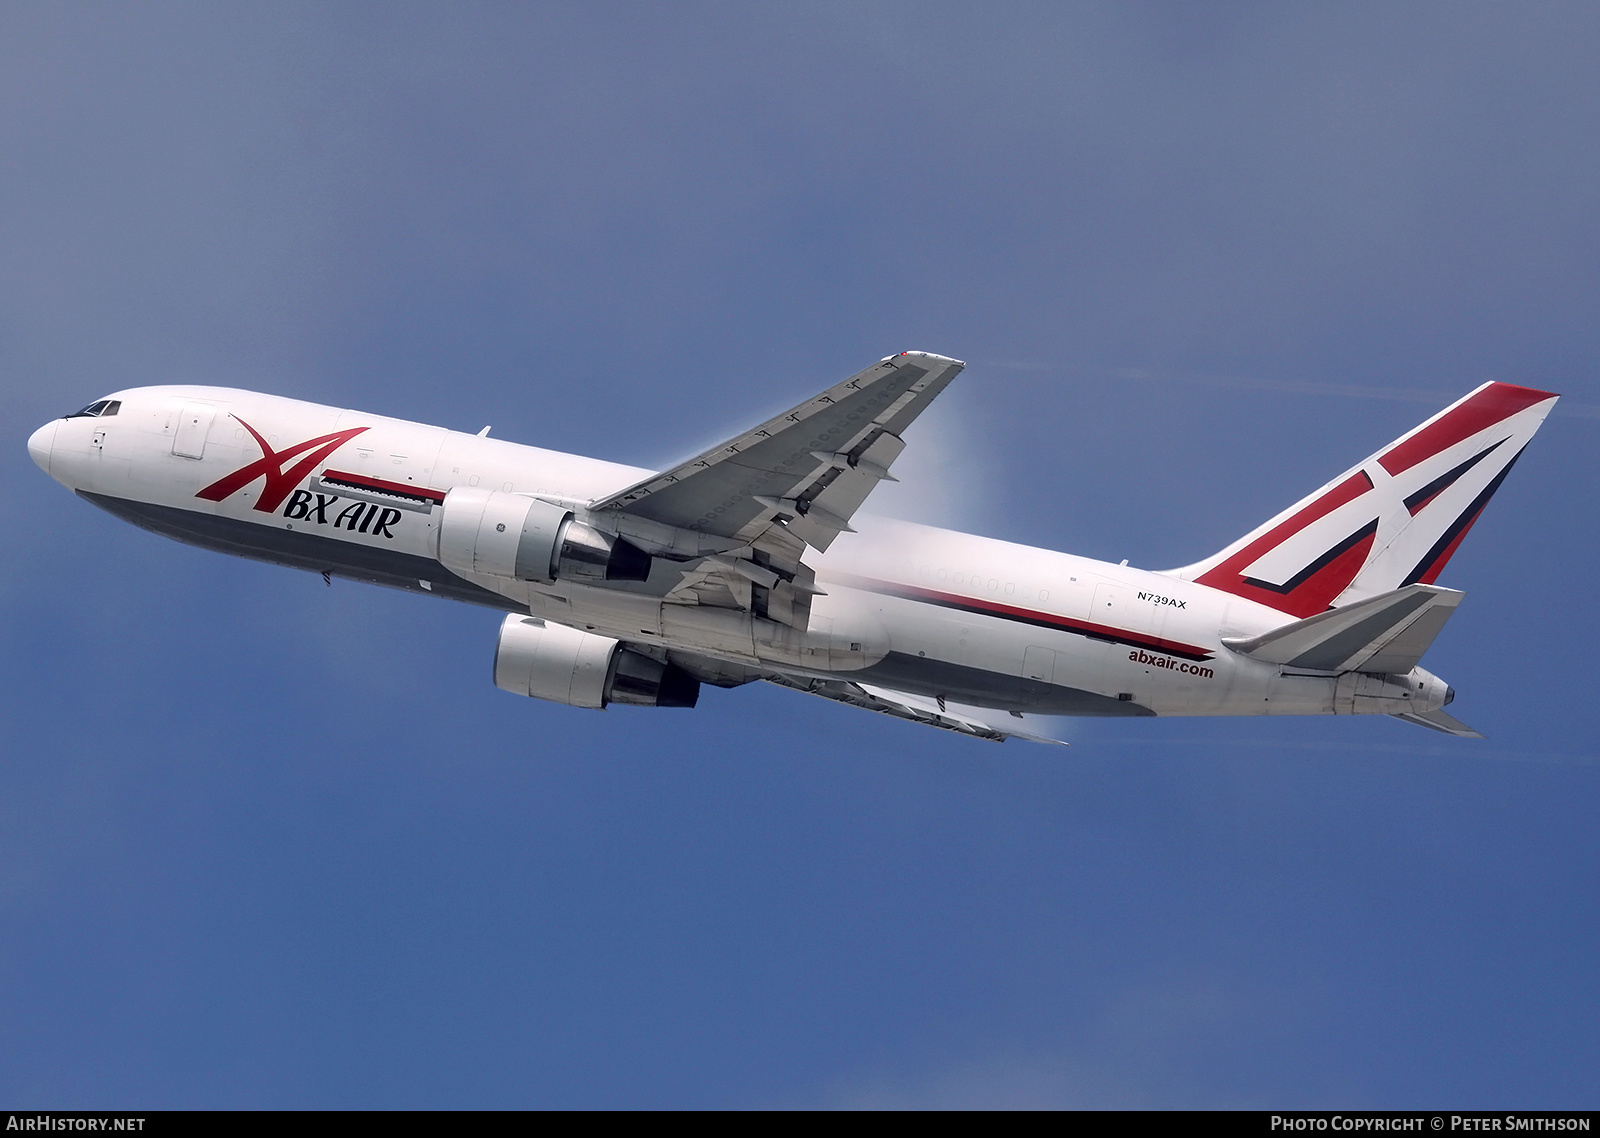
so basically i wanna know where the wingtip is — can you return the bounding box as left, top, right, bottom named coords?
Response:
left=892, top=350, right=966, bottom=368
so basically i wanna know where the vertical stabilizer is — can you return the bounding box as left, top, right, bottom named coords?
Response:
left=1168, top=383, right=1557, bottom=615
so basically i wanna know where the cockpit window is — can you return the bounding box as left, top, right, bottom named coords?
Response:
left=65, top=399, right=117, bottom=419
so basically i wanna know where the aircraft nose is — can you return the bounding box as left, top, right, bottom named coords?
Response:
left=27, top=420, right=57, bottom=475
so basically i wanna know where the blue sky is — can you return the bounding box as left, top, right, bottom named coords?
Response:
left=1, top=3, right=1596, bottom=1108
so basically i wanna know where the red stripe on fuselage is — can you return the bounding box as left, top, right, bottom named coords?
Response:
left=836, top=575, right=1215, bottom=662
left=320, top=470, right=447, bottom=504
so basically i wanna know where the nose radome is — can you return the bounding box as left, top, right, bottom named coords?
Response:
left=27, top=421, right=57, bottom=475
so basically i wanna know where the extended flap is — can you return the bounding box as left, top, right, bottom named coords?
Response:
left=765, top=674, right=1065, bottom=744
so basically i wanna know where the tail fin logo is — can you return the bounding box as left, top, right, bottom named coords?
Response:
left=1177, top=382, right=1557, bottom=616
left=196, top=417, right=369, bottom=513
left=1401, top=439, right=1505, bottom=516
left=1193, top=469, right=1381, bottom=617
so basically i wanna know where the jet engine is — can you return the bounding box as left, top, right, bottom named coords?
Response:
left=492, top=614, right=699, bottom=709
left=438, top=487, right=652, bottom=585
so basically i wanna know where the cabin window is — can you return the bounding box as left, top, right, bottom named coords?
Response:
left=1005, top=582, right=1014, bottom=595
left=1039, top=589, right=1049, bottom=601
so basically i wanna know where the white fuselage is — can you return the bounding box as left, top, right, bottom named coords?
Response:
left=28, top=385, right=1451, bottom=722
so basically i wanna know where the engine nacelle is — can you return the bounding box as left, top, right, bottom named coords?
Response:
left=493, top=614, right=699, bottom=709
left=437, top=487, right=651, bottom=584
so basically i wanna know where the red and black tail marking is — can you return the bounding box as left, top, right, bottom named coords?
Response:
left=319, top=469, right=447, bottom=506
left=1182, top=381, right=1556, bottom=613
left=1242, top=518, right=1379, bottom=594
left=1402, top=438, right=1506, bottom=516
left=1380, top=383, right=1550, bottom=476
left=1402, top=444, right=1526, bottom=586
left=1193, top=470, right=1375, bottom=618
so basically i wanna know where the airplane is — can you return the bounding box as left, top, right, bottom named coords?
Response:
left=27, top=353, right=1557, bottom=743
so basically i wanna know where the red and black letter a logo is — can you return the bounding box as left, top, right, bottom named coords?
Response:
left=195, top=417, right=369, bottom=513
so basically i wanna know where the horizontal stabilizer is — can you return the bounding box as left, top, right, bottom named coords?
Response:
left=1392, top=708, right=1485, bottom=739
left=1222, top=584, right=1464, bottom=674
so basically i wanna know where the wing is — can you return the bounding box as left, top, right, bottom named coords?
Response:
left=765, top=674, right=1067, bottom=745
left=593, top=351, right=964, bottom=631
left=596, top=351, right=963, bottom=552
